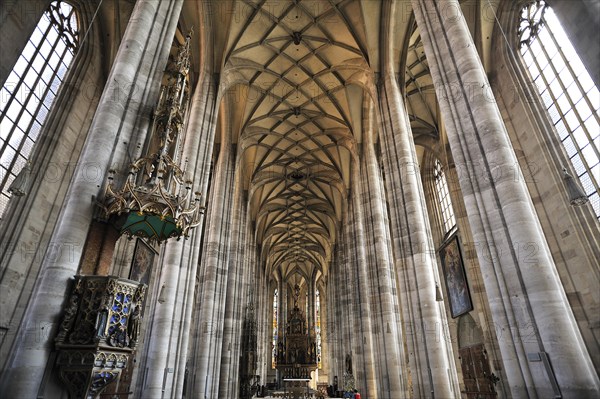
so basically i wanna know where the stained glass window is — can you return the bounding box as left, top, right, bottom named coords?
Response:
left=272, top=289, right=278, bottom=369
left=316, top=289, right=322, bottom=369
left=519, top=1, right=600, bottom=219
left=0, top=1, right=79, bottom=218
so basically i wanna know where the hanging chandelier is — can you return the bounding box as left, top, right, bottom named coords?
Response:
left=99, top=31, right=204, bottom=243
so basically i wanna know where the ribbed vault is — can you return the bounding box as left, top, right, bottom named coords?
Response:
left=403, top=18, right=440, bottom=143
left=219, top=0, right=376, bottom=281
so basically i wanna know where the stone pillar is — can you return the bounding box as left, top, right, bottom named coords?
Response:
left=141, top=60, right=218, bottom=398
left=0, top=1, right=183, bottom=396
left=278, top=274, right=284, bottom=348
left=256, top=264, right=269, bottom=384
left=218, top=182, right=250, bottom=398
left=335, top=224, right=351, bottom=381
left=276, top=274, right=285, bottom=385
left=258, top=272, right=270, bottom=383
left=283, top=279, right=289, bottom=341
left=308, top=273, right=316, bottom=334
left=344, top=179, right=377, bottom=398
left=231, top=213, right=254, bottom=396
left=317, top=280, right=327, bottom=379
left=338, top=226, right=352, bottom=384
left=412, top=0, right=600, bottom=396
left=329, top=256, right=343, bottom=382
left=377, top=3, right=457, bottom=398
left=360, top=100, right=407, bottom=399
left=326, top=265, right=338, bottom=383
left=191, top=136, right=237, bottom=398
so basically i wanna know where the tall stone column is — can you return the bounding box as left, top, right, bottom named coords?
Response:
left=329, top=256, right=343, bottom=381
left=412, top=0, right=600, bottom=397
left=0, top=1, right=183, bottom=396
left=218, top=185, right=250, bottom=398
left=255, top=262, right=269, bottom=384
left=360, top=100, right=407, bottom=399
left=377, top=2, right=457, bottom=398
left=191, top=135, right=237, bottom=398
left=141, top=59, right=218, bottom=398
left=275, top=273, right=284, bottom=385
left=277, top=273, right=284, bottom=349
left=344, top=177, right=377, bottom=398
left=318, top=279, right=328, bottom=379
left=308, top=272, right=316, bottom=334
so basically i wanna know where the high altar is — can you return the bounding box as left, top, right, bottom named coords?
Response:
left=275, top=285, right=318, bottom=398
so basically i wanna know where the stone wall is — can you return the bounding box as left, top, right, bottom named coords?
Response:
left=0, top=5, right=106, bottom=373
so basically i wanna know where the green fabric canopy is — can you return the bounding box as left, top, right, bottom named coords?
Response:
left=113, top=211, right=182, bottom=242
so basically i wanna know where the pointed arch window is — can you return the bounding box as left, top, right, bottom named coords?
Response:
left=519, top=1, right=600, bottom=219
left=272, top=289, right=278, bottom=369
left=0, top=1, right=79, bottom=217
left=316, top=289, right=322, bottom=369
left=434, top=159, right=456, bottom=234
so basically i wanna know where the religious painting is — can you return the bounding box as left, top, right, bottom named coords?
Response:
left=440, top=236, right=473, bottom=318
left=129, top=239, right=155, bottom=285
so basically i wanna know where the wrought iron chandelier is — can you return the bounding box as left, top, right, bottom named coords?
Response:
left=99, top=31, right=204, bottom=243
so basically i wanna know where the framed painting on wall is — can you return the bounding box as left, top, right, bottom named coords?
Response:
left=440, top=235, right=473, bottom=318
left=129, top=239, right=155, bottom=285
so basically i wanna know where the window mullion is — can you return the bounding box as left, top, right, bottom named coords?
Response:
left=0, top=32, right=68, bottom=193
left=0, top=1, right=79, bottom=219
left=534, top=37, right=600, bottom=196
left=526, top=41, right=597, bottom=193
left=542, top=14, right=600, bottom=128
left=20, top=36, right=66, bottom=132
left=518, top=3, right=600, bottom=219
left=432, top=178, right=444, bottom=238
left=0, top=19, right=56, bottom=157
left=0, top=20, right=54, bottom=122
left=535, top=38, right=599, bottom=168
left=527, top=44, right=554, bottom=106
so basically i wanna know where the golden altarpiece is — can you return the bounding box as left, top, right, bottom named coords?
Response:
left=275, top=285, right=318, bottom=396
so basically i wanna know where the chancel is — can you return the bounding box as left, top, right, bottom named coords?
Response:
left=270, top=284, right=318, bottom=398
left=0, top=1, right=599, bottom=399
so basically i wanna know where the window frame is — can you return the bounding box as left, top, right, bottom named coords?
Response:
left=433, top=158, right=457, bottom=236
left=0, top=0, right=80, bottom=218
left=516, top=0, right=600, bottom=220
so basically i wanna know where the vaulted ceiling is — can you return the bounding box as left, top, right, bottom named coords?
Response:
left=169, top=0, right=494, bottom=283
left=217, top=0, right=382, bottom=283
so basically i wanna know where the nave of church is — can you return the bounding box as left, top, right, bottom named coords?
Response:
left=0, top=0, right=599, bottom=398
